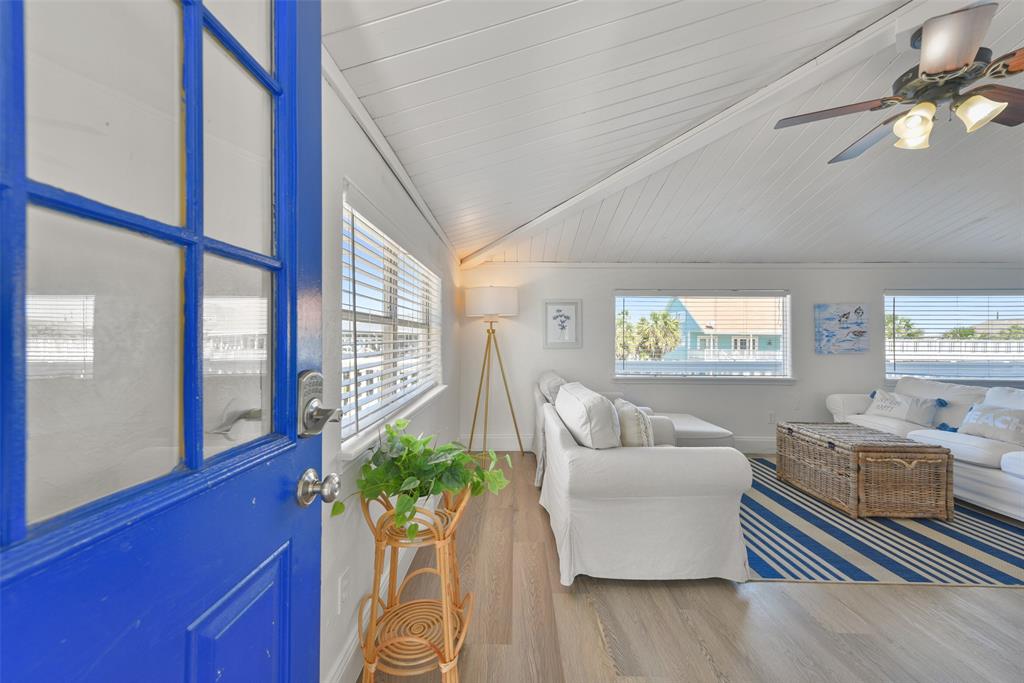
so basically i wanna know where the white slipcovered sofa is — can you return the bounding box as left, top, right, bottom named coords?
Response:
left=537, top=381, right=751, bottom=586
left=827, top=377, right=1024, bottom=521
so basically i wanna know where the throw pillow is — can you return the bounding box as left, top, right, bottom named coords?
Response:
left=554, top=382, right=621, bottom=449
left=983, top=386, right=1024, bottom=410
left=865, top=389, right=940, bottom=426
left=959, top=404, right=1024, bottom=446
left=613, top=399, right=654, bottom=447
left=537, top=370, right=566, bottom=403
left=893, top=377, right=988, bottom=428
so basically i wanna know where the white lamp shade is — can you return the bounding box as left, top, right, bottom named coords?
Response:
left=465, top=286, right=518, bottom=317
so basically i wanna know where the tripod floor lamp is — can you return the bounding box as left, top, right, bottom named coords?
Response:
left=465, top=286, right=524, bottom=456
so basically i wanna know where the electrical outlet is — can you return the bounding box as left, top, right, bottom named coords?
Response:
left=336, top=568, right=351, bottom=615
left=768, top=411, right=776, bottom=425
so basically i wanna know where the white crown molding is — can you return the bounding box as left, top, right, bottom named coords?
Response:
left=321, top=45, right=456, bottom=256
left=468, top=261, right=1024, bottom=271
left=459, top=0, right=944, bottom=269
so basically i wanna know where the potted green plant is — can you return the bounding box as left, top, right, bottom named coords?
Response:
left=332, top=419, right=510, bottom=539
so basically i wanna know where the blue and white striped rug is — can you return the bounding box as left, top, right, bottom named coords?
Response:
left=742, top=458, right=1024, bottom=586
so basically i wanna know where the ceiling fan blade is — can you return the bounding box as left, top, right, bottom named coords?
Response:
left=919, top=3, right=998, bottom=76
left=827, top=112, right=905, bottom=164
left=774, top=97, right=902, bottom=129
left=984, top=47, right=1024, bottom=78
left=965, top=84, right=1024, bottom=126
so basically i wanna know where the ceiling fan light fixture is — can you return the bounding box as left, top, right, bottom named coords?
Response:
left=955, top=94, right=1009, bottom=132
left=894, top=132, right=931, bottom=150
left=893, top=102, right=937, bottom=139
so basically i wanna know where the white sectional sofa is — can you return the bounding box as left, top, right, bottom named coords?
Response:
left=532, top=376, right=751, bottom=585
left=827, top=377, right=1024, bottom=521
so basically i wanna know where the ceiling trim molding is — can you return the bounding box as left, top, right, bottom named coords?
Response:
left=320, top=45, right=456, bottom=255
left=469, top=261, right=1024, bottom=271
left=459, top=0, right=945, bottom=269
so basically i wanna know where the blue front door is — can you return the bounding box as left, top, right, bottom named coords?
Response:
left=0, top=1, right=323, bottom=680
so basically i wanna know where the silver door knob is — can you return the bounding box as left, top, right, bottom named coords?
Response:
left=296, top=468, right=342, bottom=507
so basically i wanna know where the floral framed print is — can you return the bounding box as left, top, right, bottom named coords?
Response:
left=544, top=300, right=582, bottom=349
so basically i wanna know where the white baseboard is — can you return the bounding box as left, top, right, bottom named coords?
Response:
left=734, top=436, right=776, bottom=454
left=460, top=433, right=774, bottom=455
left=458, top=433, right=534, bottom=453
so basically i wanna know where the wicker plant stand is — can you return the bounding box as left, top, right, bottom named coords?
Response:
left=776, top=422, right=953, bottom=520
left=358, top=490, right=474, bottom=682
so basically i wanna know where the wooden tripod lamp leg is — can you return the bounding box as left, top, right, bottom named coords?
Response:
left=467, top=328, right=492, bottom=453
left=482, top=326, right=492, bottom=453
left=490, top=325, right=525, bottom=456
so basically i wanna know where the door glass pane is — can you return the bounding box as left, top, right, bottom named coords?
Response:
left=203, top=256, right=274, bottom=457
left=26, top=207, right=183, bottom=524
left=205, top=0, right=273, bottom=71
left=203, top=32, right=274, bottom=255
left=25, top=0, right=183, bottom=226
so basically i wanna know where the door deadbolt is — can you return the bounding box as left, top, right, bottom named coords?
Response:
left=298, top=370, right=342, bottom=437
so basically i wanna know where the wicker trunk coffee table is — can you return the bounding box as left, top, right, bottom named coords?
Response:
left=776, top=422, right=953, bottom=520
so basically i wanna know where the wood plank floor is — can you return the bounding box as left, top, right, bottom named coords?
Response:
left=364, top=454, right=1024, bottom=683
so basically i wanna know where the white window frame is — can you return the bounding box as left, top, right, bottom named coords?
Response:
left=883, top=290, right=1024, bottom=384
left=341, top=203, right=443, bottom=442
left=613, top=290, right=792, bottom=381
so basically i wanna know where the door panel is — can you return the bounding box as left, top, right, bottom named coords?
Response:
left=2, top=442, right=317, bottom=682
left=0, top=1, right=322, bottom=680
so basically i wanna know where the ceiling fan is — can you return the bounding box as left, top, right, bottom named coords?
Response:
left=775, top=2, right=1023, bottom=163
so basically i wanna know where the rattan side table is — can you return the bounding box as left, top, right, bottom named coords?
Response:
left=358, top=490, right=474, bottom=682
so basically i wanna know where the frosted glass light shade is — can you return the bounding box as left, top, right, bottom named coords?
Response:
left=956, top=95, right=1008, bottom=133
left=893, top=102, right=936, bottom=140
left=894, top=132, right=930, bottom=150
left=465, top=286, right=518, bottom=317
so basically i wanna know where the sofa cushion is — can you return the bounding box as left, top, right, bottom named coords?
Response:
left=846, top=414, right=919, bottom=437
left=537, top=370, right=567, bottom=403
left=614, top=399, right=654, bottom=448
left=656, top=413, right=734, bottom=447
left=907, top=429, right=1021, bottom=468
left=554, top=382, right=620, bottom=449
left=1001, top=452, right=1024, bottom=479
left=865, top=389, right=939, bottom=426
left=959, top=404, right=1024, bottom=446
left=894, top=377, right=987, bottom=428
left=984, top=386, right=1024, bottom=410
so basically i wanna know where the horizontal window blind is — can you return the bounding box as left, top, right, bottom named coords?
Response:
left=341, top=204, right=442, bottom=439
left=614, top=292, right=791, bottom=378
left=26, top=294, right=95, bottom=379
left=884, top=294, right=1024, bottom=381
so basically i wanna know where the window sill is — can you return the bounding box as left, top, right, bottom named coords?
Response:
left=338, top=384, right=448, bottom=464
left=884, top=377, right=1024, bottom=389
left=613, top=375, right=796, bottom=385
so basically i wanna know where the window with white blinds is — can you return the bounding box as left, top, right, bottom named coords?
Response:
left=884, top=293, right=1024, bottom=381
left=26, top=294, right=95, bottom=379
left=341, top=204, right=442, bottom=439
left=614, top=292, right=791, bottom=378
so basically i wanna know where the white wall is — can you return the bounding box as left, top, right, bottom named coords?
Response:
left=319, top=60, right=461, bottom=683
left=459, top=262, right=1023, bottom=453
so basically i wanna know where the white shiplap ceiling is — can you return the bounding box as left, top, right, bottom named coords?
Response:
left=323, top=0, right=1024, bottom=265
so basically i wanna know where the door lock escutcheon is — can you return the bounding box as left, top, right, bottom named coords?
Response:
left=298, top=370, right=342, bottom=437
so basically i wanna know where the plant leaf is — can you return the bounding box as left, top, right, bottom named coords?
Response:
left=405, top=522, right=419, bottom=540
left=399, top=476, right=420, bottom=492
left=330, top=500, right=345, bottom=517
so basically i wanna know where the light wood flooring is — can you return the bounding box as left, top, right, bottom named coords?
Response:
left=364, top=454, right=1024, bottom=683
